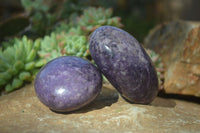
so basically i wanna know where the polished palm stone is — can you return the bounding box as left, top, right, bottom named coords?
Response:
left=89, top=26, right=158, bottom=104
left=34, top=56, right=102, bottom=112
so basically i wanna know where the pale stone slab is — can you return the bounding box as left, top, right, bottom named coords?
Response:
left=0, top=83, right=200, bottom=133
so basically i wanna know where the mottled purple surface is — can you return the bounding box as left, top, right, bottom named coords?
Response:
left=89, top=26, right=158, bottom=104
left=34, top=56, right=102, bottom=112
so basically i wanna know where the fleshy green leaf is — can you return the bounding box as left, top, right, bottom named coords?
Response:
left=35, top=59, right=47, bottom=67
left=26, top=49, right=36, bottom=62
left=19, top=71, right=31, bottom=81
left=14, top=61, right=24, bottom=71
left=12, top=78, right=23, bottom=90
left=25, top=62, right=35, bottom=70
left=0, top=72, right=12, bottom=81
left=5, top=84, right=12, bottom=92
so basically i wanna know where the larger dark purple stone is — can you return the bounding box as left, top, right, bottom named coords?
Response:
left=34, top=56, right=102, bottom=112
left=89, top=26, right=158, bottom=104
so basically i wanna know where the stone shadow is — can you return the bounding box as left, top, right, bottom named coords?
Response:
left=150, top=97, right=176, bottom=108
left=76, top=86, right=119, bottom=113
left=151, top=90, right=200, bottom=108
left=52, top=85, right=119, bottom=114
left=120, top=92, right=177, bottom=108
left=158, top=90, right=200, bottom=104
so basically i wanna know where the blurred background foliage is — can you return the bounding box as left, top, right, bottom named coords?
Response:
left=1, top=0, right=200, bottom=42
left=0, top=0, right=200, bottom=42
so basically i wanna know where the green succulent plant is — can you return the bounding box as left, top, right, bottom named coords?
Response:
left=36, top=32, right=90, bottom=67
left=0, top=36, right=40, bottom=93
left=77, top=7, right=123, bottom=34
left=54, top=24, right=84, bottom=36
left=145, top=48, right=164, bottom=90
left=55, top=7, right=123, bottom=35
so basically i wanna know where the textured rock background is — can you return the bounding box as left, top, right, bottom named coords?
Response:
left=144, top=20, right=200, bottom=97
left=0, top=83, right=200, bottom=133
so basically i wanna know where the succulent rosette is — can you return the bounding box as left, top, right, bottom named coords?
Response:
left=36, top=32, right=90, bottom=67
left=77, top=7, right=123, bottom=34
left=0, top=36, right=40, bottom=93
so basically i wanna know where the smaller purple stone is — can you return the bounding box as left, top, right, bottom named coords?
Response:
left=34, top=56, right=102, bottom=112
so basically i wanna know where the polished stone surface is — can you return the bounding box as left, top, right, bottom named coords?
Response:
left=90, top=26, right=158, bottom=104
left=35, top=56, right=102, bottom=112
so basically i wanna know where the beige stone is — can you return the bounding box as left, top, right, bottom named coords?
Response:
left=0, top=83, right=200, bottom=133
left=144, top=20, right=200, bottom=97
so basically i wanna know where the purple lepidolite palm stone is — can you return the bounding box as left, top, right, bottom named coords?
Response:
left=34, top=56, right=102, bottom=112
left=89, top=26, right=158, bottom=104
